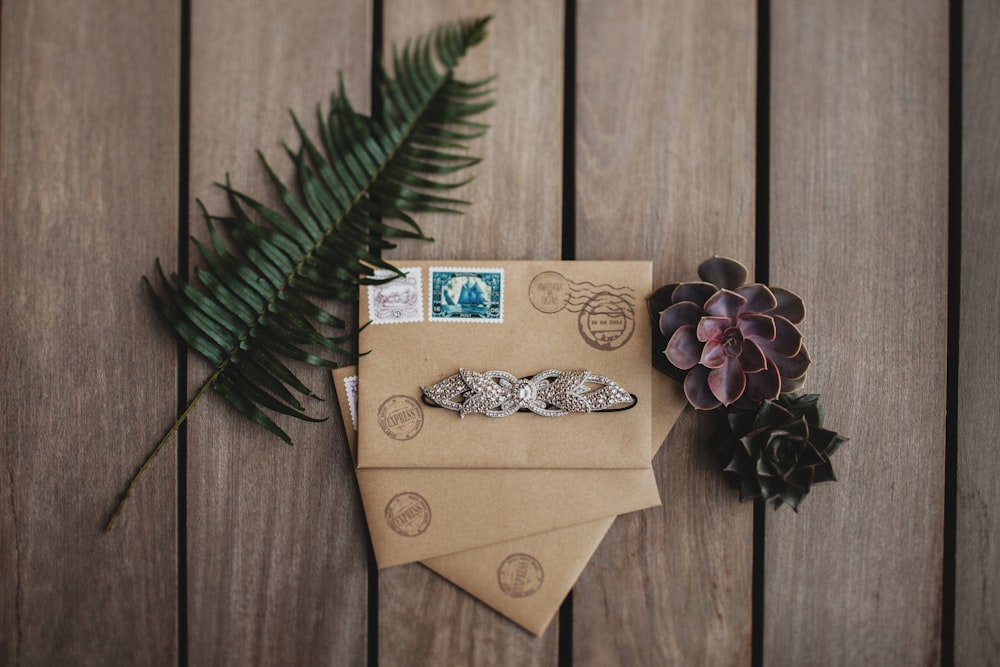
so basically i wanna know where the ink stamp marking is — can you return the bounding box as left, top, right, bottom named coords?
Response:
left=377, top=395, right=424, bottom=441
left=368, top=267, right=423, bottom=324
left=429, top=267, right=504, bottom=322
left=497, top=553, right=544, bottom=598
left=528, top=271, right=571, bottom=313
left=529, top=271, right=637, bottom=350
left=384, top=492, right=431, bottom=537
left=578, top=291, right=636, bottom=351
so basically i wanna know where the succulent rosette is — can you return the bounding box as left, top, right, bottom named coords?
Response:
left=720, top=393, right=848, bottom=510
left=651, top=257, right=811, bottom=410
left=649, top=257, right=845, bottom=511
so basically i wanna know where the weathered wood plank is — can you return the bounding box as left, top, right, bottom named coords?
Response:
left=0, top=1, right=180, bottom=664
left=572, top=1, right=757, bottom=664
left=185, top=3, right=371, bottom=664
left=383, top=0, right=564, bottom=263
left=765, top=2, right=948, bottom=665
left=956, top=0, right=1000, bottom=663
left=379, top=1, right=563, bottom=664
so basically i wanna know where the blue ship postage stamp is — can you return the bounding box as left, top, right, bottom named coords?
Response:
left=429, top=267, right=504, bottom=322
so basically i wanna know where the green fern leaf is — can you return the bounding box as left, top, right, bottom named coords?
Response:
left=106, top=16, right=494, bottom=531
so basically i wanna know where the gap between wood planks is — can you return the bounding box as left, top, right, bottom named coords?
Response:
left=752, top=2, right=770, bottom=667
left=558, top=1, right=577, bottom=666
left=755, top=2, right=962, bottom=665
left=942, top=0, right=963, bottom=665
left=368, top=2, right=384, bottom=666
left=177, top=2, right=193, bottom=666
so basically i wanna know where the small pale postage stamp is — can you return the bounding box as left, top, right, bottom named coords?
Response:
left=429, top=267, right=504, bottom=323
left=367, top=267, right=423, bottom=324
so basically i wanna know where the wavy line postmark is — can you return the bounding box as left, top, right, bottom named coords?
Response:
left=528, top=271, right=636, bottom=351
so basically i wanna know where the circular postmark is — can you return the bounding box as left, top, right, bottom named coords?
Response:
left=528, top=271, right=571, bottom=314
left=384, top=492, right=432, bottom=537
left=497, top=553, right=544, bottom=598
left=578, top=292, right=635, bottom=350
left=377, top=395, right=424, bottom=441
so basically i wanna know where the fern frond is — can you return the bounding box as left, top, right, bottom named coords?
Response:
left=106, top=16, right=494, bottom=531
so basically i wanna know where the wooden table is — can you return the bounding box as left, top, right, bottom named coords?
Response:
left=2, top=1, right=996, bottom=665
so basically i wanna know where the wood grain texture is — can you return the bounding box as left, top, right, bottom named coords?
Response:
left=0, top=2, right=976, bottom=665
left=379, top=566, right=559, bottom=665
left=379, top=1, right=563, bottom=665
left=383, top=0, right=563, bottom=263
left=0, top=1, right=180, bottom=664
left=956, top=0, right=1000, bottom=663
left=185, top=3, right=371, bottom=665
left=572, top=1, right=757, bottom=664
left=766, top=2, right=948, bottom=665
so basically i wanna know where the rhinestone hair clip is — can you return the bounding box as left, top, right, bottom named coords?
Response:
left=421, top=368, right=637, bottom=418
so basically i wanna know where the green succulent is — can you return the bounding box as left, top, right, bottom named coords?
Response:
left=721, top=393, right=847, bottom=510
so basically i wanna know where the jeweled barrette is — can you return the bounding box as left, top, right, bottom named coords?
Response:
left=421, top=368, right=636, bottom=418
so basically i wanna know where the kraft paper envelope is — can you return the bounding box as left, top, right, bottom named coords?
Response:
left=339, top=363, right=659, bottom=567
left=333, top=367, right=688, bottom=634
left=357, top=260, right=652, bottom=470
left=365, top=466, right=658, bottom=568
left=334, top=362, right=681, bottom=570
left=338, top=260, right=660, bottom=568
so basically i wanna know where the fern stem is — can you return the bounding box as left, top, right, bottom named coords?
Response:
left=104, top=368, right=222, bottom=532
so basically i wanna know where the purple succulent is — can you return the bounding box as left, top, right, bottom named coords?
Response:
left=654, top=257, right=811, bottom=410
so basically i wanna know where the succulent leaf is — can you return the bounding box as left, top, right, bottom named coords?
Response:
left=666, top=325, right=702, bottom=370
left=671, top=281, right=717, bottom=306
left=698, top=256, right=748, bottom=289
left=660, top=301, right=704, bottom=340
left=771, top=287, right=806, bottom=324
left=704, top=289, right=747, bottom=318
left=736, top=283, right=778, bottom=313
left=684, top=365, right=722, bottom=410
left=696, top=316, right=731, bottom=342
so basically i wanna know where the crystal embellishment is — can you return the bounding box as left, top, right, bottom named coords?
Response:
left=421, top=369, right=635, bottom=418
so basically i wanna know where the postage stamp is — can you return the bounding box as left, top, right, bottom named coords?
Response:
left=384, top=492, right=432, bottom=538
left=367, top=267, right=423, bottom=324
left=342, top=374, right=358, bottom=432
left=497, top=553, right=544, bottom=598
left=429, top=267, right=504, bottom=323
